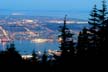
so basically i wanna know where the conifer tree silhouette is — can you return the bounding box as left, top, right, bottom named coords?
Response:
left=86, top=0, right=108, bottom=56
left=31, top=50, right=38, bottom=64
left=88, top=5, right=99, bottom=31
left=98, top=0, right=107, bottom=27
left=5, top=42, right=22, bottom=64
left=97, top=0, right=108, bottom=56
left=58, top=15, right=75, bottom=64
left=87, top=5, right=100, bottom=56
left=77, top=27, right=89, bottom=56
left=42, top=50, right=47, bottom=64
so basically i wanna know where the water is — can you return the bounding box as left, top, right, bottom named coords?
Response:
left=14, top=40, right=59, bottom=54
left=0, top=40, right=59, bottom=55
left=0, top=23, right=89, bottom=55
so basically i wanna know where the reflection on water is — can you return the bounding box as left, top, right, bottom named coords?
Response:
left=0, top=39, right=59, bottom=55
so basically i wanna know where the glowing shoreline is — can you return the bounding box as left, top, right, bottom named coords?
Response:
left=31, top=38, right=53, bottom=43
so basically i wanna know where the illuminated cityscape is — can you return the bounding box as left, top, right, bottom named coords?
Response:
left=0, top=15, right=88, bottom=54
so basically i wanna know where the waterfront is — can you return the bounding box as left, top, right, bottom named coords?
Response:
left=0, top=23, right=89, bottom=55
left=0, top=39, right=59, bottom=54
left=0, top=15, right=89, bottom=54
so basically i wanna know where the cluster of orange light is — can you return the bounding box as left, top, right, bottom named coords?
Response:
left=58, top=37, right=63, bottom=43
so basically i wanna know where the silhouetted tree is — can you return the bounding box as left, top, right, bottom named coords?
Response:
left=0, top=42, right=22, bottom=64
left=98, top=0, right=108, bottom=27
left=86, top=0, right=108, bottom=56
left=58, top=15, right=75, bottom=66
left=87, top=5, right=101, bottom=56
left=41, top=50, right=50, bottom=71
left=88, top=5, right=99, bottom=30
left=77, top=27, right=89, bottom=56
left=97, top=0, right=108, bottom=56
left=42, top=50, right=47, bottom=64
left=31, top=50, right=38, bottom=64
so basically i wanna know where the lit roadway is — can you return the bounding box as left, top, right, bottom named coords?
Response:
left=16, top=23, right=37, bottom=37
left=0, top=26, right=10, bottom=41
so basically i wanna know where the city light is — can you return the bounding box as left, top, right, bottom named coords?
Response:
left=25, top=20, right=33, bottom=23
left=32, top=38, right=53, bottom=43
left=58, top=37, right=63, bottom=43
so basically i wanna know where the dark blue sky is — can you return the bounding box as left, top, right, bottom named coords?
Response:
left=0, top=0, right=103, bottom=19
